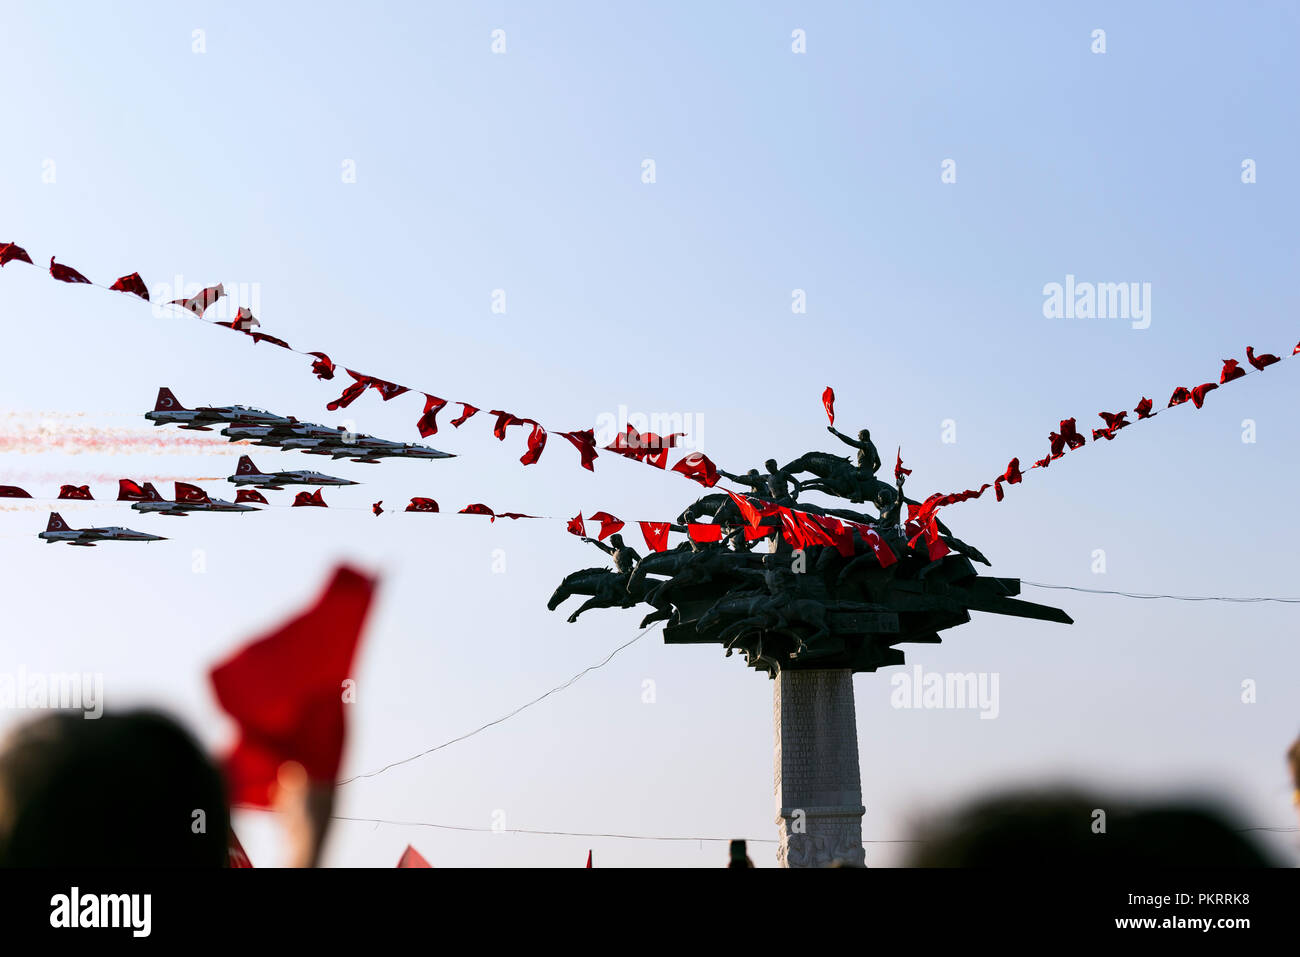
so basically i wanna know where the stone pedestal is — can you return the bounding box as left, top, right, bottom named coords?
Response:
left=774, top=668, right=866, bottom=867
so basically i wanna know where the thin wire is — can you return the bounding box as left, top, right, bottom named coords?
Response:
left=336, top=621, right=662, bottom=785
left=1022, top=581, right=1300, bottom=604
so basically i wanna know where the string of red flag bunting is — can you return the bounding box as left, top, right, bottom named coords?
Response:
left=0, top=240, right=720, bottom=488
left=828, top=335, right=1299, bottom=550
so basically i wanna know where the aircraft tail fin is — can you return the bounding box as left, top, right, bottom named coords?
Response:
left=154, top=387, right=187, bottom=412
left=235, top=454, right=260, bottom=476
left=46, top=512, right=70, bottom=532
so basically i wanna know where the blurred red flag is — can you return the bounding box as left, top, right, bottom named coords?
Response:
left=397, top=845, right=431, bottom=868
left=822, top=387, right=835, bottom=425
left=406, top=497, right=439, bottom=512
left=228, top=828, right=253, bottom=868
left=168, top=283, right=225, bottom=317
left=292, top=489, right=327, bottom=507
left=520, top=422, right=548, bottom=466
left=209, top=566, right=378, bottom=806
left=567, top=512, right=586, bottom=537
left=586, top=850, right=592, bottom=868
left=236, top=488, right=268, bottom=505
left=57, top=484, right=93, bottom=500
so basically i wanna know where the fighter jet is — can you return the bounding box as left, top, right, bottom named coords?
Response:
left=145, top=387, right=294, bottom=431
left=38, top=512, right=166, bottom=546
left=346, top=442, right=454, bottom=463
left=227, top=455, right=358, bottom=490
left=130, top=482, right=259, bottom=516
left=220, top=422, right=347, bottom=444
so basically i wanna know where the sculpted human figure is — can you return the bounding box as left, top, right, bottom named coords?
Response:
left=827, top=426, right=882, bottom=476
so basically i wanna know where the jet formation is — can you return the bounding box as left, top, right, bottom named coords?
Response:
left=147, top=387, right=454, bottom=464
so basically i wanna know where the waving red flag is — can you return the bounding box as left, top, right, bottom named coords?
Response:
left=450, top=403, right=479, bottom=428
left=459, top=503, right=496, bottom=520
left=1190, top=382, right=1218, bottom=408
left=1246, top=346, right=1280, bottom=370
left=0, top=242, right=33, bottom=267
left=292, top=489, right=327, bottom=507
left=822, top=387, right=835, bottom=425
left=372, top=379, right=408, bottom=401
left=109, top=272, right=149, bottom=300
left=725, top=489, right=765, bottom=529
left=168, top=283, right=225, bottom=317
left=671, top=452, right=719, bottom=487
left=116, top=479, right=148, bottom=501
left=49, top=256, right=91, bottom=284
left=496, top=512, right=538, bottom=520
left=559, top=429, right=599, bottom=471
left=416, top=395, right=448, bottom=438
left=327, top=370, right=371, bottom=411
left=372, top=501, right=384, bottom=516
left=1134, top=397, right=1155, bottom=420
left=639, top=521, right=671, bottom=552
left=57, top=484, right=93, bottom=500
left=567, top=512, right=586, bottom=537
left=1168, top=386, right=1192, bottom=408
left=209, top=565, right=377, bottom=806
left=406, top=497, right=439, bottom=512
left=687, top=523, right=724, bottom=543
left=175, top=482, right=211, bottom=504
left=397, top=846, right=431, bottom=868
left=489, top=410, right=525, bottom=440
left=1001, top=457, right=1022, bottom=485
left=520, top=422, right=547, bottom=466
left=588, top=511, right=624, bottom=540
left=895, top=448, right=911, bottom=485
left=846, top=521, right=898, bottom=568
left=0, top=486, right=31, bottom=498
left=307, top=352, right=336, bottom=381
left=250, top=332, right=292, bottom=349
left=1220, top=359, right=1247, bottom=384
left=236, top=488, right=269, bottom=505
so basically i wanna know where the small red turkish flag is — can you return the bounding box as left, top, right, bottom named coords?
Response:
left=567, top=512, right=586, bottom=537
left=822, top=387, right=835, bottom=425
left=588, top=511, right=624, bottom=540
left=0, top=242, right=33, bottom=267
left=49, top=256, right=92, bottom=284
left=639, top=521, right=671, bottom=552
left=109, top=272, right=150, bottom=300
left=236, top=489, right=269, bottom=505
left=406, top=497, right=439, bottom=512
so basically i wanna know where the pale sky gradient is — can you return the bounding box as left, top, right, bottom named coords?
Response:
left=1, top=1, right=1297, bottom=866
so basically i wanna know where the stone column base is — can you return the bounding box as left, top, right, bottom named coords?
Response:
left=774, top=669, right=866, bottom=867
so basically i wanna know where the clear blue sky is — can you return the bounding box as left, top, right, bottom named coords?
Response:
left=1, top=1, right=1297, bottom=866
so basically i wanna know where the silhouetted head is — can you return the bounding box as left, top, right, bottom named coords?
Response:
left=609, top=534, right=624, bottom=549
left=764, top=459, right=779, bottom=473
left=0, top=710, right=229, bottom=867
left=858, top=430, right=871, bottom=442
left=904, top=789, right=1275, bottom=868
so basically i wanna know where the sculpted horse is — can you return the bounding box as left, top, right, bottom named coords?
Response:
left=547, top=566, right=672, bottom=626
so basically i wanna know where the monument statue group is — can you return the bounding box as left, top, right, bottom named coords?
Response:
left=549, top=423, right=1072, bottom=866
